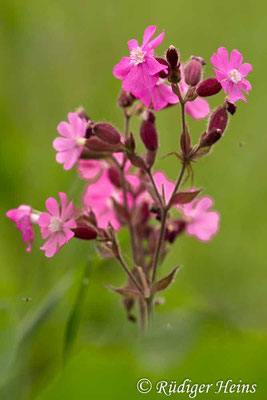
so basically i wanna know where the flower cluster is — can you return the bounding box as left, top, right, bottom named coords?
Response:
left=6, top=26, right=252, bottom=326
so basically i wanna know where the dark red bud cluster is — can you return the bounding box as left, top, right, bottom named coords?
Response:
left=199, top=129, right=222, bottom=148
left=184, top=59, right=203, bottom=87
left=73, top=215, right=98, bottom=240
left=226, top=100, right=237, bottom=115
left=196, top=78, right=222, bottom=97
left=155, top=57, right=170, bottom=79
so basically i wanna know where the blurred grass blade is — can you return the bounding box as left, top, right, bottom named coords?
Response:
left=63, top=254, right=96, bottom=363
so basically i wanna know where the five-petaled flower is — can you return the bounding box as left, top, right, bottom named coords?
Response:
left=38, top=193, right=76, bottom=257
left=113, top=25, right=167, bottom=107
left=53, top=113, right=87, bottom=170
left=6, top=205, right=39, bottom=252
left=179, top=196, right=220, bottom=241
left=210, top=47, right=252, bottom=103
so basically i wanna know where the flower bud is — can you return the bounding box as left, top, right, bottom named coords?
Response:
left=226, top=100, right=237, bottom=115
left=140, top=116, right=158, bottom=151
left=117, top=90, right=135, bottom=108
left=86, top=137, right=123, bottom=152
left=184, top=59, right=202, bottom=86
left=166, top=45, right=179, bottom=69
left=190, top=55, right=206, bottom=66
left=75, top=107, right=90, bottom=121
left=146, top=150, right=156, bottom=169
left=196, top=78, right=222, bottom=97
left=165, top=220, right=186, bottom=243
left=208, top=105, right=228, bottom=134
left=199, top=129, right=222, bottom=147
left=127, top=153, right=147, bottom=169
left=93, top=123, right=121, bottom=145
left=124, top=133, right=136, bottom=153
left=155, top=57, right=169, bottom=79
left=108, top=166, right=121, bottom=188
left=73, top=223, right=97, bottom=240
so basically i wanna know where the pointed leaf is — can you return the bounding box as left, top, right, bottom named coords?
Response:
left=152, top=265, right=181, bottom=294
left=105, top=284, right=141, bottom=298
left=171, top=188, right=202, bottom=205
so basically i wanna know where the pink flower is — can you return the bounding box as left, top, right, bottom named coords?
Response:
left=179, top=196, right=220, bottom=241
left=180, top=68, right=210, bottom=119
left=113, top=25, right=167, bottom=107
left=150, top=79, right=179, bottom=111
left=83, top=171, right=120, bottom=230
left=210, top=47, right=252, bottom=103
left=38, top=193, right=76, bottom=257
left=53, top=113, right=87, bottom=170
left=6, top=205, right=39, bottom=252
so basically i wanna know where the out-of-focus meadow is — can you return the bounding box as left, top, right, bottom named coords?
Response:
left=0, top=0, right=266, bottom=399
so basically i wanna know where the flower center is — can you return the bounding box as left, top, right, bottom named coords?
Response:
left=130, top=47, right=146, bottom=66
left=229, top=69, right=242, bottom=84
left=76, top=137, right=86, bottom=147
left=49, top=217, right=63, bottom=233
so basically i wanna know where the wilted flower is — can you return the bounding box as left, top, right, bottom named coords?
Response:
left=38, top=193, right=76, bottom=257
left=6, top=205, right=39, bottom=252
left=53, top=113, right=87, bottom=170
left=210, top=47, right=252, bottom=102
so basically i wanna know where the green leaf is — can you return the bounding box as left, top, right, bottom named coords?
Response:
left=170, top=188, right=202, bottom=205
left=63, top=253, right=96, bottom=364
left=152, top=265, right=181, bottom=294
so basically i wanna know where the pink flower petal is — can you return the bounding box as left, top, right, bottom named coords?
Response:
left=53, top=137, right=74, bottom=152
left=230, top=49, right=243, bottom=69
left=145, top=30, right=165, bottom=50
left=63, top=147, right=83, bottom=170
left=127, top=39, right=138, bottom=52
left=142, top=25, right=157, bottom=47
left=37, top=212, right=51, bottom=228
left=146, top=57, right=166, bottom=76
left=41, top=236, right=58, bottom=258
left=113, top=57, right=133, bottom=80
left=185, top=97, right=210, bottom=119
left=45, top=198, right=60, bottom=217
left=153, top=171, right=175, bottom=204
left=57, top=121, right=72, bottom=138
left=238, top=63, right=253, bottom=77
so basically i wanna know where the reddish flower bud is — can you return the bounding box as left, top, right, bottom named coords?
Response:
left=199, top=129, right=222, bottom=147
left=124, top=133, right=136, bottom=153
left=117, top=90, right=135, bottom=108
left=86, top=137, right=123, bottom=152
left=146, top=150, right=156, bottom=169
left=165, top=220, right=186, bottom=243
left=93, top=123, right=121, bottom=145
left=127, top=153, right=147, bottom=169
left=108, top=166, right=121, bottom=188
left=196, top=78, right=222, bottom=97
left=226, top=100, right=237, bottom=115
left=73, top=223, right=97, bottom=240
left=190, top=55, right=206, bottom=66
left=166, top=45, right=179, bottom=69
left=140, top=112, right=158, bottom=152
left=184, top=59, right=202, bottom=86
left=75, top=107, right=90, bottom=121
left=208, top=105, right=228, bottom=134
left=155, top=57, right=169, bottom=79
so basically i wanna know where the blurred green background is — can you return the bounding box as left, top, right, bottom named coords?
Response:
left=0, top=0, right=266, bottom=399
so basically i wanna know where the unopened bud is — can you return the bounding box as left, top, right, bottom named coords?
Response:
left=75, top=107, right=90, bottom=121
left=117, top=90, right=135, bottom=108
left=226, top=100, right=237, bottom=115
left=155, top=57, right=169, bottom=79
left=199, top=129, right=222, bottom=147
left=184, top=59, right=202, bottom=86
left=146, top=150, right=157, bottom=169
left=108, top=166, right=121, bottom=188
left=196, top=78, right=222, bottom=97
left=73, top=223, right=97, bottom=240
left=86, top=137, right=123, bottom=152
left=140, top=114, right=158, bottom=151
left=165, top=220, right=186, bottom=243
left=208, top=105, right=228, bottom=134
left=190, top=55, right=206, bottom=66
left=166, top=45, right=179, bottom=69
left=124, top=132, right=136, bottom=153
left=93, top=123, right=121, bottom=145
